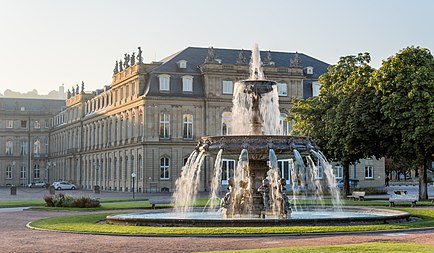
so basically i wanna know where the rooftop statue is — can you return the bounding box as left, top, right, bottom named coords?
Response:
left=290, top=52, right=302, bottom=67
left=119, top=59, right=123, bottom=71
left=204, top=46, right=218, bottom=63
left=137, top=46, right=143, bottom=64
left=113, top=61, right=119, bottom=74
left=236, top=49, right=248, bottom=64
left=131, top=52, right=136, bottom=65
left=81, top=81, right=85, bottom=93
left=124, top=54, right=130, bottom=69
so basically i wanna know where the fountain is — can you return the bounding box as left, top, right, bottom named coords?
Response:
left=107, top=44, right=410, bottom=227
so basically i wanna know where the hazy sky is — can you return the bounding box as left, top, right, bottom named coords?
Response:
left=0, top=0, right=433, bottom=95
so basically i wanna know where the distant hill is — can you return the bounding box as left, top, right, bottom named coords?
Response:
left=3, top=88, right=66, bottom=99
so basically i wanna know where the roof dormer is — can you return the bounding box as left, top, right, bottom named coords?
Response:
left=177, top=60, right=187, bottom=69
left=305, top=66, right=314, bottom=75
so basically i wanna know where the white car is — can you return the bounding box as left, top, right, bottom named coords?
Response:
left=53, top=181, right=76, bottom=190
left=28, top=181, right=46, bottom=188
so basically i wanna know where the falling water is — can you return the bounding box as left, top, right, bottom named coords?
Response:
left=310, top=150, right=342, bottom=210
left=268, top=149, right=284, bottom=216
left=259, top=87, right=282, bottom=135
left=232, top=82, right=254, bottom=135
left=249, top=43, right=265, bottom=80
left=306, top=156, right=325, bottom=206
left=226, top=149, right=252, bottom=215
left=207, top=149, right=224, bottom=209
left=289, top=159, right=299, bottom=211
left=173, top=150, right=206, bottom=213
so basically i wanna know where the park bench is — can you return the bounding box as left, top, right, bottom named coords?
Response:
left=148, top=198, right=172, bottom=209
left=347, top=191, right=366, bottom=201
left=389, top=194, right=418, bottom=207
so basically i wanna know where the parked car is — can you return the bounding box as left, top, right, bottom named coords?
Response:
left=53, top=181, right=76, bottom=190
left=28, top=181, right=46, bottom=188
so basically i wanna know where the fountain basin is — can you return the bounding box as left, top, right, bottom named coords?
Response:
left=198, top=135, right=317, bottom=160
left=106, top=207, right=410, bottom=227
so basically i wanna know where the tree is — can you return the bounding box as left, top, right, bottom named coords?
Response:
left=372, top=46, right=434, bottom=200
left=290, top=53, right=384, bottom=196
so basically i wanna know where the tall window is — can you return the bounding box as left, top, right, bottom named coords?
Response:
left=312, top=81, right=321, bottom=97
left=20, top=165, right=26, bottom=180
left=159, top=74, right=170, bottom=91
left=315, top=165, right=324, bottom=179
left=221, top=159, right=235, bottom=184
left=159, top=113, right=170, bottom=139
left=6, top=120, right=13, bottom=128
left=44, top=138, right=49, bottom=154
left=182, top=76, right=193, bottom=92
left=277, top=83, right=288, bottom=96
left=221, top=112, right=233, bottom=135
left=160, top=157, right=170, bottom=179
left=6, top=140, right=13, bottom=155
left=278, top=159, right=291, bottom=184
left=20, top=140, right=27, bottom=155
left=182, top=114, right=193, bottom=139
left=222, top=81, right=233, bottom=94
left=6, top=165, right=12, bottom=179
left=34, top=139, right=41, bottom=155
left=21, top=120, right=27, bottom=128
left=44, top=119, right=49, bottom=128
left=365, top=166, right=374, bottom=179
left=335, top=165, right=343, bottom=179
left=280, top=113, right=292, bottom=135
left=34, top=164, right=40, bottom=179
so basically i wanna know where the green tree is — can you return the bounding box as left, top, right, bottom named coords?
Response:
left=290, top=53, right=384, bottom=195
left=372, top=46, right=434, bottom=200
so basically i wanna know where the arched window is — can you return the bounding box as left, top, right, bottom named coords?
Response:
left=221, top=112, right=233, bottom=135
left=160, top=157, right=170, bottom=179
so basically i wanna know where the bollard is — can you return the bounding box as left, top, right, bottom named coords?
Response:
left=10, top=186, right=16, bottom=195
left=93, top=185, right=100, bottom=194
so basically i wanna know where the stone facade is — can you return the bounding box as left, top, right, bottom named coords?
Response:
left=0, top=47, right=386, bottom=191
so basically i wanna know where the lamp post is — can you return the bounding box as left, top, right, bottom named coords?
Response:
left=12, top=161, right=16, bottom=185
left=131, top=172, right=136, bottom=199
left=46, top=161, right=56, bottom=185
left=94, top=161, right=100, bottom=194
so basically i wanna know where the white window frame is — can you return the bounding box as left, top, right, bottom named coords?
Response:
left=365, top=166, right=374, bottom=179
left=20, top=140, right=27, bottom=155
left=159, top=74, right=170, bottom=91
left=280, top=113, right=292, bottom=136
left=34, top=139, right=41, bottom=155
left=44, top=119, right=49, bottom=128
left=182, top=76, right=193, bottom=92
left=34, top=120, right=41, bottom=129
left=278, top=159, right=291, bottom=184
left=20, top=165, right=26, bottom=180
left=221, top=112, right=233, bottom=135
left=6, top=140, right=13, bottom=155
left=312, top=81, right=321, bottom=97
left=182, top=114, right=193, bottom=139
left=6, top=165, right=12, bottom=179
left=221, top=159, right=235, bottom=185
left=335, top=165, right=343, bottom=179
left=178, top=60, right=187, bottom=69
left=159, top=113, right=170, bottom=139
left=222, top=80, right=233, bottom=94
left=160, top=157, right=170, bottom=179
left=34, top=164, right=40, bottom=179
left=6, top=120, right=13, bottom=128
left=315, top=165, right=324, bottom=179
left=277, top=82, right=288, bottom=96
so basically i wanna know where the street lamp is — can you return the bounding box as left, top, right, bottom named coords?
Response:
left=131, top=172, right=136, bottom=199
left=94, top=161, right=100, bottom=194
left=46, top=161, right=56, bottom=184
left=12, top=161, right=16, bottom=186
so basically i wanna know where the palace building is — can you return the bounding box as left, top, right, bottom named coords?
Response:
left=0, top=46, right=385, bottom=191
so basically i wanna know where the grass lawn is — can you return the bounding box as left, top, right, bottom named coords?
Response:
left=29, top=208, right=434, bottom=235
left=195, top=242, right=434, bottom=253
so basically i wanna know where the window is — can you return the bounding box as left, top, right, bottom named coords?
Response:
left=159, top=74, right=170, bottom=91
left=34, top=164, right=40, bottom=179
left=305, top=66, right=314, bottom=75
left=221, top=159, right=235, bottom=184
left=222, top=81, right=233, bottom=94
left=316, top=165, right=324, bottom=179
left=365, top=166, right=374, bottom=179
left=34, top=139, right=41, bottom=155
left=6, top=165, right=12, bottom=179
left=6, top=140, right=13, bottom=155
left=160, top=157, right=170, bottom=179
left=221, top=112, right=233, bottom=135
left=277, top=83, right=288, bottom=96
left=20, top=140, right=27, bottom=155
left=312, top=81, right=321, bottom=97
left=20, top=165, right=26, bottom=180
left=44, top=119, right=49, bottom=128
left=182, top=76, right=193, bottom=92
left=278, top=159, right=291, bottom=184
left=177, top=60, right=187, bottom=69
left=159, top=113, right=170, bottom=139
left=44, top=138, right=49, bottom=154
left=21, top=120, right=27, bottom=128
left=182, top=114, right=193, bottom=139
left=335, top=165, right=343, bottom=179
left=34, top=120, right=41, bottom=129
left=126, top=85, right=129, bottom=98
left=6, top=120, right=13, bottom=128
left=280, top=113, right=292, bottom=136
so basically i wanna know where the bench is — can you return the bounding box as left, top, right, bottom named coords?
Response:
left=347, top=191, right=366, bottom=201
left=389, top=194, right=418, bottom=207
left=148, top=198, right=172, bottom=209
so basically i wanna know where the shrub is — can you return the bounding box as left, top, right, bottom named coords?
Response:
left=43, top=194, right=100, bottom=208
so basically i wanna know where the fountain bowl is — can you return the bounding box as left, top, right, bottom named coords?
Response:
left=106, top=207, right=410, bottom=227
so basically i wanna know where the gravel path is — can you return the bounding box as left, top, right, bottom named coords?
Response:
left=2, top=209, right=434, bottom=253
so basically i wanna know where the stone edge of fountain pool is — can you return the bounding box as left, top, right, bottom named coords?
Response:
left=106, top=207, right=411, bottom=227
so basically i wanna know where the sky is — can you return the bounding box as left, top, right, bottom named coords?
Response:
left=0, top=0, right=433, bottom=95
